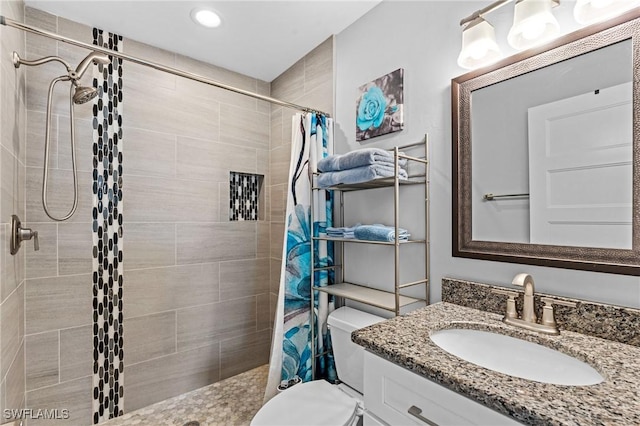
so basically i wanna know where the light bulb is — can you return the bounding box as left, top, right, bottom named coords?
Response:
left=469, top=42, right=490, bottom=59
left=591, top=0, right=614, bottom=8
left=520, top=19, right=546, bottom=40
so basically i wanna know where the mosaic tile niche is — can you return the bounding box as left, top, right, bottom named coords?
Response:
left=230, top=172, right=264, bottom=221
left=92, top=28, right=124, bottom=424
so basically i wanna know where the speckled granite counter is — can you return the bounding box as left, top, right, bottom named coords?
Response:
left=352, top=302, right=640, bottom=425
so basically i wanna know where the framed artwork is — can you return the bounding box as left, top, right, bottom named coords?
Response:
left=356, top=68, right=404, bottom=141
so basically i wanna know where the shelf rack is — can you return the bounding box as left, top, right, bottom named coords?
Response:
left=309, top=135, right=430, bottom=379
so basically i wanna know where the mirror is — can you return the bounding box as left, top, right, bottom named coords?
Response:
left=452, top=9, right=640, bottom=275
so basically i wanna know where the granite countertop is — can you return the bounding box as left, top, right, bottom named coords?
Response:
left=352, top=302, right=640, bottom=426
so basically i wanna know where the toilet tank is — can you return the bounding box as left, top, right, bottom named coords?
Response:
left=327, top=307, right=384, bottom=393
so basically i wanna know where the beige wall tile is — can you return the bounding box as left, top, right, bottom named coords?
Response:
left=220, top=329, right=270, bottom=380
left=124, top=263, right=219, bottom=318
left=123, top=127, right=176, bottom=178
left=123, top=39, right=177, bottom=90
left=270, top=223, right=285, bottom=259
left=124, top=342, right=220, bottom=412
left=26, top=331, right=59, bottom=391
left=256, top=80, right=271, bottom=114
left=176, top=136, right=257, bottom=182
left=24, top=7, right=57, bottom=58
left=26, top=110, right=57, bottom=169
left=175, top=54, right=256, bottom=92
left=304, top=37, right=334, bottom=95
left=269, top=143, right=290, bottom=187
left=58, top=222, right=92, bottom=276
left=220, top=258, right=270, bottom=301
left=301, top=80, right=334, bottom=118
left=26, top=167, right=92, bottom=223
left=59, top=325, right=92, bottom=383
left=25, top=223, right=57, bottom=279
left=26, top=376, right=92, bottom=426
left=1, top=283, right=24, bottom=381
left=26, top=274, right=92, bottom=335
left=270, top=258, right=282, bottom=295
left=125, top=81, right=220, bottom=141
left=124, top=223, right=175, bottom=270
left=124, top=311, right=176, bottom=366
left=1, top=224, right=25, bottom=303
left=256, top=293, right=272, bottom=332
left=177, top=296, right=256, bottom=352
left=270, top=107, right=283, bottom=148
left=125, top=175, right=219, bottom=223
left=257, top=221, right=270, bottom=259
left=271, top=60, right=304, bottom=103
left=270, top=183, right=286, bottom=224
left=1, top=146, right=21, bottom=222
left=57, top=116, right=94, bottom=173
left=5, top=342, right=25, bottom=413
left=177, top=222, right=256, bottom=265
left=219, top=104, right=270, bottom=150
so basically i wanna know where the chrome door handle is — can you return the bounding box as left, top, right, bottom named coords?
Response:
left=408, top=406, right=439, bottom=426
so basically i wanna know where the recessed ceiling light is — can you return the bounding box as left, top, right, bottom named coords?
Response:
left=191, top=8, right=222, bottom=28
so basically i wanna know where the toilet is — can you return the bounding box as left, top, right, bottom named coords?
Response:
left=251, top=306, right=384, bottom=426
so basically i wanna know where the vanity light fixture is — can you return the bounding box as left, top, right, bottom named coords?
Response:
left=507, top=0, right=560, bottom=50
left=458, top=0, right=561, bottom=69
left=457, top=17, right=503, bottom=69
left=191, top=8, right=222, bottom=28
left=574, top=0, right=640, bottom=24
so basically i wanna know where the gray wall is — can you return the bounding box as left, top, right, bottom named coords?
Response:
left=335, top=1, right=640, bottom=309
left=0, top=1, right=26, bottom=422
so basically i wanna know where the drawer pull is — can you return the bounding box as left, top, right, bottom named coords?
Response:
left=408, top=406, right=439, bottom=426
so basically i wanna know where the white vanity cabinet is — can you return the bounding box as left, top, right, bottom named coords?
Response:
left=363, top=352, right=522, bottom=426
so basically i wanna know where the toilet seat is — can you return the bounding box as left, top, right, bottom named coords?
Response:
left=251, top=380, right=359, bottom=426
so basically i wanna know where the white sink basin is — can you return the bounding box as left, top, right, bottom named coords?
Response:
left=430, top=328, right=604, bottom=386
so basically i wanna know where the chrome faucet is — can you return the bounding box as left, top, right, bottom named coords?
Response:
left=491, top=273, right=576, bottom=335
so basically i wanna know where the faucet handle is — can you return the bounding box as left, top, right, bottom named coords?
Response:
left=32, top=230, right=39, bottom=251
left=491, top=288, right=519, bottom=319
left=540, top=297, right=576, bottom=328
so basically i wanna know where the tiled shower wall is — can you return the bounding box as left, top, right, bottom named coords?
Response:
left=22, top=6, right=271, bottom=424
left=0, top=0, right=26, bottom=421
left=269, top=37, right=335, bottom=321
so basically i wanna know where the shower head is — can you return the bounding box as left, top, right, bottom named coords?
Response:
left=73, top=85, right=98, bottom=104
left=73, top=51, right=110, bottom=79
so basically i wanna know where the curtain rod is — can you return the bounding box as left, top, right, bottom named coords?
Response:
left=0, top=15, right=331, bottom=117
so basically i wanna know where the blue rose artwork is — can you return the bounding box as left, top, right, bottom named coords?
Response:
left=356, top=68, right=404, bottom=141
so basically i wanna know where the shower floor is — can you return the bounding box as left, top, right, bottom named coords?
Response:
left=104, top=364, right=269, bottom=426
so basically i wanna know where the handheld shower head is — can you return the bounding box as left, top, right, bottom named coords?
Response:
left=73, top=51, right=110, bottom=79
left=73, top=85, right=98, bottom=104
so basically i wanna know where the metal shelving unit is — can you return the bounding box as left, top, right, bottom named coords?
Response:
left=309, top=135, right=430, bottom=379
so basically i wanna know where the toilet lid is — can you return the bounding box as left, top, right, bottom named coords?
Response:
left=251, top=380, right=358, bottom=426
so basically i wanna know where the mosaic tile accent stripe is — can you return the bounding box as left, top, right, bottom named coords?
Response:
left=230, top=172, right=261, bottom=221
left=92, top=28, right=124, bottom=424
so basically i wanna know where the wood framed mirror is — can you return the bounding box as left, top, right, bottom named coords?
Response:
left=452, top=8, right=640, bottom=275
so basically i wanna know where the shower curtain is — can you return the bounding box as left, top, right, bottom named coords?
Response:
left=265, top=113, right=336, bottom=401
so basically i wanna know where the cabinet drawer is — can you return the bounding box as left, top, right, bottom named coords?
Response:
left=364, top=352, right=521, bottom=426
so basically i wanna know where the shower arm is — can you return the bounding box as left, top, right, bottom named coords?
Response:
left=12, top=51, right=72, bottom=73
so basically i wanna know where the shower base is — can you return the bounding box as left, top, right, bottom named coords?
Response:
left=103, top=364, right=268, bottom=426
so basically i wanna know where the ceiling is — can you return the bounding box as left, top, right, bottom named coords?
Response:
left=24, top=0, right=381, bottom=82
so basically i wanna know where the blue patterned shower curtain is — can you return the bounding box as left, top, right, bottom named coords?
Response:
left=265, top=113, right=335, bottom=400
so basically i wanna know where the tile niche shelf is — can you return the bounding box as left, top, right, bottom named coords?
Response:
left=310, top=135, right=430, bottom=319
